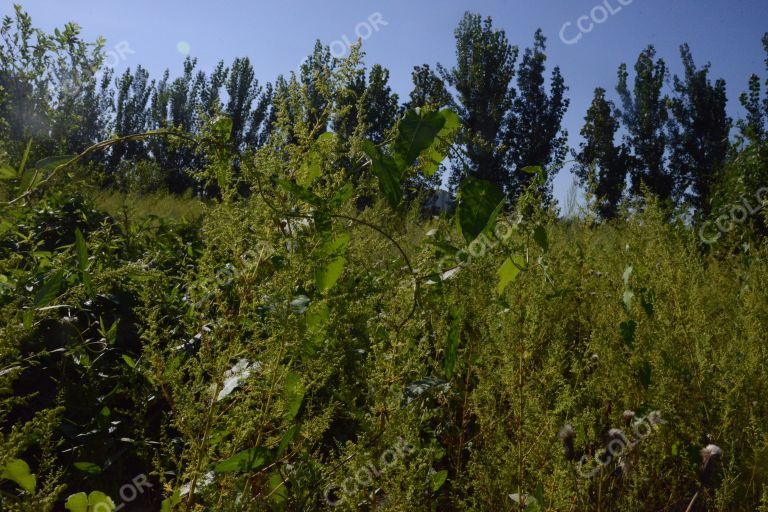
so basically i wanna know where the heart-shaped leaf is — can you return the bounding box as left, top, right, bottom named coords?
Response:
left=2, top=458, right=36, bottom=492
left=457, top=177, right=505, bottom=243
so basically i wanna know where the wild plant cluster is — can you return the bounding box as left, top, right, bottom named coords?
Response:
left=1, top=6, right=768, bottom=512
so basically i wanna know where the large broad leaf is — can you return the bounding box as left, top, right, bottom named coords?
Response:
left=497, top=255, right=525, bottom=296
left=282, top=372, right=305, bottom=420
left=394, top=109, right=458, bottom=176
left=65, top=493, right=89, bottom=512
left=214, top=447, right=271, bottom=474
left=65, top=491, right=115, bottom=512
left=443, top=316, right=460, bottom=380
left=33, top=270, right=65, bottom=308
left=1, top=459, right=36, bottom=492
left=315, top=256, right=345, bottom=293
left=362, top=140, right=402, bottom=208
left=431, top=470, right=449, bottom=492
left=160, top=490, right=181, bottom=512
left=457, top=177, right=505, bottom=243
left=418, top=109, right=460, bottom=177
left=211, top=116, right=233, bottom=142
left=329, top=183, right=354, bottom=209
left=86, top=491, right=115, bottom=511
left=319, top=233, right=350, bottom=258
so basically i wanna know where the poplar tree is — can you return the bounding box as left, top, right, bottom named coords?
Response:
left=668, top=44, right=730, bottom=215
left=575, top=87, right=632, bottom=219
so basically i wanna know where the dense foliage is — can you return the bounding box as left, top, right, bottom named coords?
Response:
left=1, top=5, right=768, bottom=512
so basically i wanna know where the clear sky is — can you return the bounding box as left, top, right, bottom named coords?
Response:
left=5, top=0, right=768, bottom=207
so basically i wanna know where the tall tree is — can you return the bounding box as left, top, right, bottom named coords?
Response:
left=616, top=46, right=676, bottom=203
left=574, top=88, right=632, bottom=219
left=668, top=44, right=731, bottom=216
left=504, top=29, right=569, bottom=203
left=0, top=5, right=102, bottom=159
left=405, top=64, right=452, bottom=111
left=439, top=12, right=518, bottom=188
left=109, top=66, right=153, bottom=168
left=739, top=33, right=768, bottom=141
left=225, top=57, right=260, bottom=150
left=333, top=63, right=398, bottom=145
left=149, top=57, right=204, bottom=192
left=361, top=64, right=399, bottom=144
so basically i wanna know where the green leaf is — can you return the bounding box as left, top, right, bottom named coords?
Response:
left=638, top=361, right=652, bottom=390
left=87, top=491, right=115, bottom=511
left=420, top=109, right=460, bottom=177
left=329, top=183, right=354, bottom=209
left=19, top=168, right=42, bottom=193
left=18, top=139, right=32, bottom=175
left=211, top=116, right=233, bottom=142
left=457, top=177, right=505, bottom=243
left=268, top=472, right=288, bottom=511
left=0, top=164, right=16, bottom=180
left=214, top=447, right=271, bottom=474
left=2, top=458, right=36, bottom=492
left=282, top=372, right=305, bottom=421
left=275, top=178, right=323, bottom=207
left=431, top=469, right=449, bottom=492
left=620, top=320, right=636, bottom=349
left=362, top=140, right=402, bottom=208
left=533, top=225, right=549, bottom=252
left=33, top=270, right=65, bottom=308
left=65, top=492, right=89, bottom=512
left=444, top=316, right=460, bottom=380
left=315, top=256, right=345, bottom=293
left=34, top=155, right=76, bottom=172
left=160, top=490, right=181, bottom=512
left=394, top=109, right=459, bottom=177
left=74, top=229, right=88, bottom=271
left=122, top=354, right=136, bottom=368
left=313, top=210, right=332, bottom=237
left=319, top=233, right=350, bottom=258
left=277, top=425, right=300, bottom=459
left=73, top=462, right=102, bottom=475
left=497, top=255, right=525, bottom=296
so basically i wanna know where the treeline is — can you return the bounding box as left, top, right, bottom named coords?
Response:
left=1, top=5, right=768, bottom=221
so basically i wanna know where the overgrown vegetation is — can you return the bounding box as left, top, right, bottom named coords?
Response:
left=1, top=5, right=768, bottom=511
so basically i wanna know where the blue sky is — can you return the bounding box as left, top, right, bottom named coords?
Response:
left=5, top=0, right=768, bottom=207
